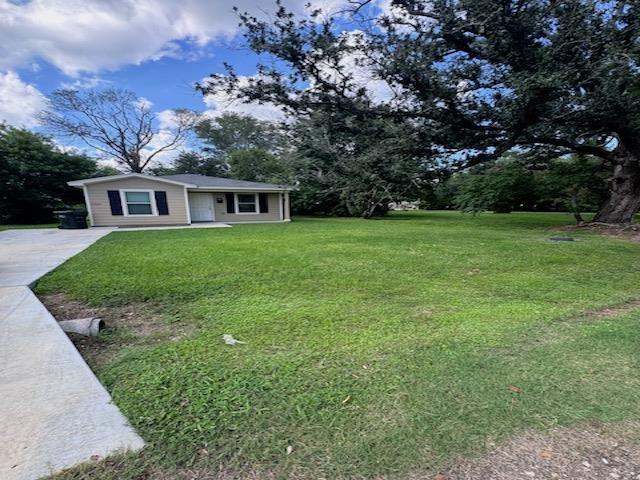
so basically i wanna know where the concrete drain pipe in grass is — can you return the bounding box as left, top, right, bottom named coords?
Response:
left=59, top=318, right=105, bottom=337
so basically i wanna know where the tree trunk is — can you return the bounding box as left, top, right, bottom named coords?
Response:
left=593, top=153, right=640, bottom=224
left=569, top=189, right=584, bottom=225
left=126, top=153, right=144, bottom=173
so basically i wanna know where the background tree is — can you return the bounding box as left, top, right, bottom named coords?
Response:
left=440, top=153, right=610, bottom=222
left=161, top=112, right=292, bottom=182
left=449, top=156, right=537, bottom=214
left=93, top=164, right=121, bottom=177
left=149, top=151, right=229, bottom=177
left=418, top=168, right=455, bottom=210
left=203, top=0, right=640, bottom=223
left=0, top=124, right=98, bottom=223
left=535, top=155, right=609, bottom=223
left=195, top=113, right=283, bottom=157
left=290, top=110, right=424, bottom=217
left=40, top=88, right=197, bottom=173
left=227, top=148, right=288, bottom=183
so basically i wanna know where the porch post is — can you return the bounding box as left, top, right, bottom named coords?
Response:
left=82, top=186, right=94, bottom=227
left=284, top=191, right=291, bottom=221
left=183, top=187, right=192, bottom=224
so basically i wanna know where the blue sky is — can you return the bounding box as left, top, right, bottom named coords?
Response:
left=21, top=42, right=263, bottom=113
left=0, top=0, right=369, bottom=129
left=0, top=0, right=394, bottom=168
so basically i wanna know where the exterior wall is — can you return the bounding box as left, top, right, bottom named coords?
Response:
left=213, top=192, right=284, bottom=223
left=86, top=177, right=189, bottom=227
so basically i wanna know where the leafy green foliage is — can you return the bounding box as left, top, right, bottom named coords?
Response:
left=450, top=158, right=536, bottom=214
left=227, top=148, right=288, bottom=183
left=0, top=124, right=97, bottom=223
left=290, top=111, right=424, bottom=217
left=162, top=113, right=291, bottom=183
left=195, top=113, right=283, bottom=157
left=150, top=151, right=228, bottom=178
left=444, top=154, right=610, bottom=219
left=93, top=165, right=122, bottom=177
left=535, top=155, right=610, bottom=218
left=41, top=212, right=640, bottom=479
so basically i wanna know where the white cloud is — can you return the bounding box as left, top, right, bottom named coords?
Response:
left=202, top=75, right=287, bottom=122
left=375, top=0, right=431, bottom=33
left=60, top=75, right=110, bottom=90
left=0, top=71, right=48, bottom=127
left=156, top=109, right=178, bottom=130
left=0, top=0, right=353, bottom=76
left=311, top=30, right=398, bottom=104
left=141, top=109, right=202, bottom=166
left=140, top=129, right=183, bottom=166
left=96, top=158, right=124, bottom=171
left=377, top=0, right=414, bottom=18
left=134, top=97, right=154, bottom=110
left=200, top=32, right=401, bottom=121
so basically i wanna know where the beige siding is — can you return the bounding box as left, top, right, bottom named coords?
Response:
left=86, top=178, right=188, bottom=227
left=213, top=192, right=283, bottom=222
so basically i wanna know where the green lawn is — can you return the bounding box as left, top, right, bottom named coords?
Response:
left=0, top=223, right=57, bottom=231
left=38, top=211, right=640, bottom=479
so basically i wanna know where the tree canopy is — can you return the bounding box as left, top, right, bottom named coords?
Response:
left=201, top=0, right=640, bottom=223
left=446, top=154, right=609, bottom=222
left=290, top=109, right=424, bottom=217
left=0, top=125, right=98, bottom=223
left=158, top=113, right=291, bottom=184
left=449, top=156, right=537, bottom=214
left=195, top=113, right=284, bottom=158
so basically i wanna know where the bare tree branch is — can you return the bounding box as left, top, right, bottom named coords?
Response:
left=39, top=89, right=199, bottom=173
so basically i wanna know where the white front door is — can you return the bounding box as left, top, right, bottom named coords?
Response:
left=188, top=193, right=214, bottom=222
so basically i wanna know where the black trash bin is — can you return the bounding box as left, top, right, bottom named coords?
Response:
left=54, top=210, right=88, bottom=229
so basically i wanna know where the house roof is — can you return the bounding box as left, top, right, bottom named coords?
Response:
left=69, top=173, right=292, bottom=191
left=161, top=174, right=292, bottom=191
left=68, top=173, right=197, bottom=188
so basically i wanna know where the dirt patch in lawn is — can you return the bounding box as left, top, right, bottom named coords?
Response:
left=556, top=222, right=640, bottom=242
left=50, top=423, right=640, bottom=480
left=578, top=300, right=640, bottom=321
left=40, top=293, right=196, bottom=369
left=428, top=421, right=640, bottom=480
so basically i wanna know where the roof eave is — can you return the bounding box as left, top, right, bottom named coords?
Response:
left=187, top=185, right=294, bottom=192
left=67, top=173, right=197, bottom=188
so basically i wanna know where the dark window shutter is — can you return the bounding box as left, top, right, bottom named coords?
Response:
left=258, top=193, right=269, bottom=213
left=225, top=193, right=235, bottom=213
left=107, top=190, right=123, bottom=216
left=155, top=191, right=169, bottom=215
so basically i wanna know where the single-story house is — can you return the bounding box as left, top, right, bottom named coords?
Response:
left=68, top=173, right=293, bottom=227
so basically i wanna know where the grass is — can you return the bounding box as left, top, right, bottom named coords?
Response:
left=0, top=223, right=57, bottom=231
left=37, top=211, right=640, bottom=479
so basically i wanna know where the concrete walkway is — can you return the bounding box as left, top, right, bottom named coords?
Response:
left=0, top=229, right=144, bottom=480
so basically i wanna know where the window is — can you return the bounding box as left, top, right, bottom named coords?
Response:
left=236, top=193, right=258, bottom=214
left=122, top=190, right=156, bottom=216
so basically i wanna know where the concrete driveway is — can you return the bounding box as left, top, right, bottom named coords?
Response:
left=0, top=228, right=116, bottom=287
left=0, top=228, right=144, bottom=480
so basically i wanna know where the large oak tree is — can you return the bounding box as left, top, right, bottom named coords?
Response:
left=202, top=0, right=640, bottom=223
